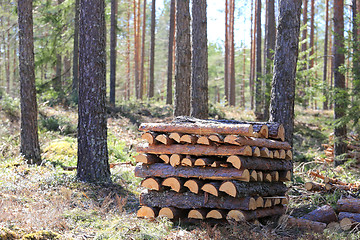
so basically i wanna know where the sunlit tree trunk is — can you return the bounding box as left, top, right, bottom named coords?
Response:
left=109, top=0, right=118, bottom=105
left=166, top=0, right=175, bottom=105
left=148, top=0, right=156, bottom=98
left=255, top=0, right=262, bottom=119
left=140, top=0, right=146, bottom=99
left=323, top=0, right=329, bottom=110
left=224, top=0, right=229, bottom=103
left=72, top=0, right=80, bottom=99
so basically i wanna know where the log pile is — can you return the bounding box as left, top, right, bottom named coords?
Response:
left=281, top=198, right=360, bottom=232
left=134, top=117, right=292, bottom=222
left=319, top=133, right=360, bottom=164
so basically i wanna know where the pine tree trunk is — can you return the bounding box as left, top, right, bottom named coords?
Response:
left=250, top=0, right=255, bottom=109
left=72, top=0, right=80, bottom=99
left=309, top=0, right=315, bottom=68
left=6, top=16, right=10, bottom=94
left=224, top=0, right=229, bottom=103
left=77, top=0, right=110, bottom=183
left=148, top=0, right=156, bottom=98
left=333, top=0, right=347, bottom=166
left=323, top=0, right=329, bottom=110
left=133, top=0, right=139, bottom=99
left=241, top=47, right=246, bottom=108
left=269, top=0, right=302, bottom=145
left=264, top=0, right=276, bottom=121
left=174, top=0, right=191, bottom=116
left=166, top=0, right=175, bottom=105
left=18, top=0, right=41, bottom=163
left=302, top=0, right=308, bottom=108
left=353, top=0, right=360, bottom=97
left=126, top=0, right=131, bottom=100
left=255, top=0, right=262, bottom=119
left=140, top=0, right=147, bottom=99
left=229, top=0, right=235, bottom=106
left=191, top=0, right=208, bottom=119
left=109, top=0, right=118, bottom=105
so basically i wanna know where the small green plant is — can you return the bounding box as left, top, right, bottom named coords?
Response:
left=0, top=93, right=20, bottom=120
left=39, top=115, right=77, bottom=136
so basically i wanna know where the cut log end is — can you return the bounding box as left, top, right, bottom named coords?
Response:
left=256, top=197, right=264, bottom=208
left=180, top=134, right=197, bottom=144
left=137, top=206, right=158, bottom=219
left=188, top=209, right=207, bottom=220
left=197, top=136, right=211, bottom=145
left=155, top=134, right=174, bottom=145
left=141, top=177, right=161, bottom=191
left=252, top=147, right=260, bottom=157
left=162, top=177, right=182, bottom=192
left=340, top=218, right=357, bottom=231
left=159, top=154, right=170, bottom=164
left=181, top=157, right=195, bottom=167
left=142, top=132, right=157, bottom=145
left=219, top=181, right=236, bottom=197
left=158, top=207, right=179, bottom=219
left=169, top=132, right=183, bottom=143
left=170, top=154, right=183, bottom=167
left=201, top=183, right=220, bottom=197
left=206, top=209, right=227, bottom=219
left=227, top=210, right=246, bottom=222
left=184, top=179, right=202, bottom=194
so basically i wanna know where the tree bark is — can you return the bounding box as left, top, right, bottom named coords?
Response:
left=337, top=198, right=360, bottom=213
left=135, top=163, right=250, bottom=181
left=77, top=0, right=110, bottom=183
left=309, top=0, right=315, bottom=68
left=219, top=181, right=288, bottom=198
left=250, top=0, right=255, bottom=109
left=229, top=0, right=235, bottom=106
left=301, top=205, right=338, bottom=224
left=269, top=0, right=302, bottom=146
left=333, top=0, right=347, bottom=166
left=126, top=0, right=131, bottom=100
left=255, top=0, right=262, bottom=119
left=140, top=190, right=257, bottom=210
left=223, top=135, right=291, bottom=150
left=224, top=0, right=229, bottom=103
left=166, top=0, right=176, bottom=105
left=148, top=0, right=156, bottom=98
left=226, top=156, right=293, bottom=171
left=228, top=205, right=286, bottom=221
left=109, top=0, right=118, bottom=105
left=281, top=215, right=326, bottom=232
left=264, top=0, right=276, bottom=120
left=191, top=0, right=208, bottom=119
left=174, top=0, right=191, bottom=116
left=18, top=0, right=41, bottom=163
left=140, top=0, right=147, bottom=99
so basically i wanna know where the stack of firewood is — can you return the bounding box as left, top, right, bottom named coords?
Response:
left=281, top=198, right=360, bottom=232
left=305, top=171, right=360, bottom=192
left=320, top=133, right=360, bottom=164
left=134, top=117, right=292, bottom=222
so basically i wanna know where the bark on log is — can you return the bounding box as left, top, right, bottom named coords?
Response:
left=180, top=134, right=198, bottom=144
left=338, top=212, right=360, bottom=222
left=141, top=177, right=162, bottom=191
left=183, top=179, right=204, bottom=194
left=280, top=215, right=326, bottom=232
left=137, top=144, right=253, bottom=157
left=135, top=163, right=250, bottom=181
left=169, top=132, right=183, bottom=143
left=155, top=134, right=174, bottom=145
left=337, top=198, right=360, bottom=213
left=227, top=205, right=286, bottom=221
left=201, top=182, right=221, bottom=196
left=270, top=171, right=279, bottom=182
left=142, top=132, right=158, bottom=145
left=223, top=135, right=291, bottom=150
left=159, top=207, right=184, bottom=219
left=137, top=206, right=159, bottom=219
left=252, top=124, right=269, bottom=138
left=162, top=177, right=185, bottom=192
left=140, top=190, right=257, bottom=210
left=218, top=181, right=288, bottom=198
left=139, top=122, right=254, bottom=137
left=188, top=209, right=207, bottom=219
left=301, top=205, right=338, bottom=224
left=206, top=209, right=227, bottom=219
left=324, top=176, right=347, bottom=185
left=135, top=154, right=161, bottom=164
left=194, top=157, right=217, bottom=167
left=304, top=182, right=326, bottom=191
left=226, top=156, right=293, bottom=171
left=211, top=161, right=231, bottom=168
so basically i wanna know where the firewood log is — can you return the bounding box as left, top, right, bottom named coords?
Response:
left=188, top=209, right=208, bottom=219
left=208, top=134, right=224, bottom=143
left=155, top=134, right=174, bottom=145
left=264, top=198, right=272, bottom=208
left=263, top=173, right=272, bottom=182
left=260, top=147, right=270, bottom=158
left=162, top=177, right=185, bottom=192
left=159, top=154, right=170, bottom=164
left=338, top=212, right=360, bottom=222
left=168, top=132, right=183, bottom=143
left=211, top=161, right=231, bottom=168
left=325, top=183, right=354, bottom=191
left=286, top=150, right=293, bottom=160
left=252, top=124, right=269, bottom=138
left=183, top=179, right=204, bottom=194
left=137, top=144, right=253, bottom=157
left=135, top=163, right=250, bottom=181
left=139, top=122, right=254, bottom=137
left=301, top=205, right=338, bottom=224
left=339, top=218, right=359, bottom=231
left=206, top=209, right=227, bottom=219
left=279, top=171, right=292, bottom=182
left=223, top=135, right=291, bottom=150
left=269, top=151, right=274, bottom=159
left=140, top=191, right=257, bottom=210
left=169, top=154, right=184, bottom=167
left=279, top=150, right=286, bottom=159
left=281, top=197, right=289, bottom=205
left=201, top=182, right=221, bottom=197
left=337, top=198, right=360, bottom=213
left=197, top=136, right=211, bottom=145
left=181, top=156, right=196, bottom=167
left=269, top=171, right=279, bottom=182
left=226, top=156, right=293, bottom=171
left=137, top=206, right=159, bottom=219
left=252, top=147, right=260, bottom=157
left=159, top=207, right=183, bottom=219
left=273, top=150, right=280, bottom=159
left=135, top=154, right=161, bottom=164
left=194, top=157, right=216, bottom=167
left=180, top=134, right=198, bottom=144
left=280, top=215, right=326, bottom=233
left=326, top=222, right=341, bottom=231
left=304, top=182, right=326, bottom=191
left=141, top=177, right=162, bottom=191
left=249, top=170, right=258, bottom=181
left=257, top=171, right=263, bottom=182
left=218, top=181, right=288, bottom=198
left=227, top=205, right=286, bottom=222
left=324, top=176, right=347, bottom=186
left=142, top=132, right=158, bottom=145
left=255, top=197, right=264, bottom=208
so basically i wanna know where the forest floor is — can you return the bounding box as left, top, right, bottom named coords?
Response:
left=0, top=96, right=360, bottom=239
